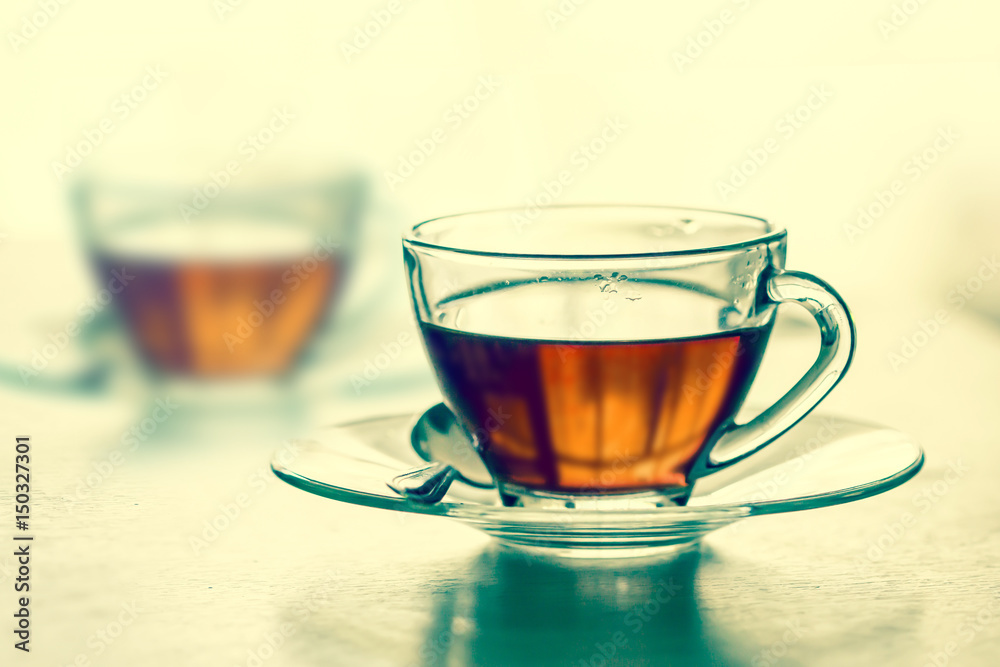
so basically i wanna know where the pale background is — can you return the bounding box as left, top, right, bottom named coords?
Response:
left=3, top=0, right=1000, bottom=393
left=2, top=0, right=999, bottom=432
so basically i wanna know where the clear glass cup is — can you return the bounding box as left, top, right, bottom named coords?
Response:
left=65, top=171, right=368, bottom=440
left=72, top=172, right=367, bottom=379
left=403, top=205, right=855, bottom=508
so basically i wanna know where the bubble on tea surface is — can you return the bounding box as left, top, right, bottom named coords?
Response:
left=679, top=218, right=702, bottom=234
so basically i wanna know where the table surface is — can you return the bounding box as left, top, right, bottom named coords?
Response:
left=2, top=242, right=999, bottom=667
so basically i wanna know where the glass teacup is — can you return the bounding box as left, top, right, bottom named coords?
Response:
left=73, top=172, right=366, bottom=378
left=403, top=205, right=854, bottom=508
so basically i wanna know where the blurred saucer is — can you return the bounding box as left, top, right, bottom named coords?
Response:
left=271, top=410, right=923, bottom=558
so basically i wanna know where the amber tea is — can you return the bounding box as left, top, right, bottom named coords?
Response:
left=97, top=218, right=343, bottom=376
left=421, top=323, right=771, bottom=494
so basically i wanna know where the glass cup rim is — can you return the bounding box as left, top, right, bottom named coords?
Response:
left=403, top=204, right=786, bottom=260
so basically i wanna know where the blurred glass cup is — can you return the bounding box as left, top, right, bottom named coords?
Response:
left=72, top=170, right=366, bottom=380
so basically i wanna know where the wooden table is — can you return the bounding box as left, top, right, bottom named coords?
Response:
left=2, top=243, right=999, bottom=667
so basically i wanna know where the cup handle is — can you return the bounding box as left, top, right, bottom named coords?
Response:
left=689, top=270, right=856, bottom=480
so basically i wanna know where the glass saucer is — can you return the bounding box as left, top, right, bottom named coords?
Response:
left=271, top=410, right=923, bottom=558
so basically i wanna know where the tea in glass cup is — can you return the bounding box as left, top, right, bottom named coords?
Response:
left=404, top=205, right=854, bottom=507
